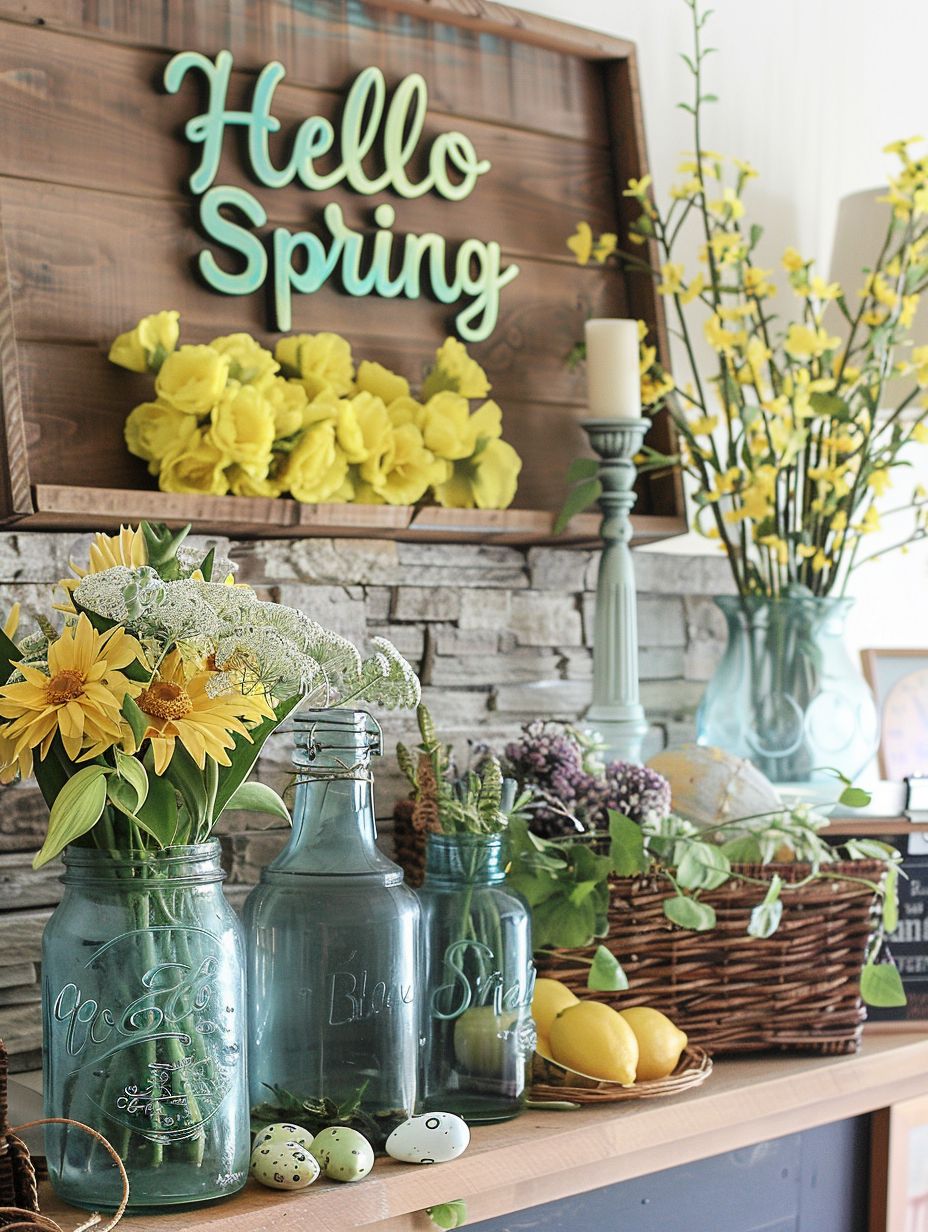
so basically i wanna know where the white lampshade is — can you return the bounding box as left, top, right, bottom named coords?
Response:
left=829, top=187, right=926, bottom=410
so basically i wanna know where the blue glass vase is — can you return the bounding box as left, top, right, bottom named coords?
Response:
left=244, top=709, right=420, bottom=1141
left=416, top=833, right=535, bottom=1124
left=696, top=594, right=879, bottom=785
left=42, top=842, right=249, bottom=1211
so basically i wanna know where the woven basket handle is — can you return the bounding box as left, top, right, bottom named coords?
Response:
left=0, top=1118, right=129, bottom=1232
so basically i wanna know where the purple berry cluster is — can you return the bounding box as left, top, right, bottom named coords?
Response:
left=503, top=721, right=671, bottom=838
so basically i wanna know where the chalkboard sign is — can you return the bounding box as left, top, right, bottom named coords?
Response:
left=870, top=848, right=928, bottom=1022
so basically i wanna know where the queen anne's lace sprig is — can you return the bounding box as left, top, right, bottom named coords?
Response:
left=72, top=566, right=420, bottom=709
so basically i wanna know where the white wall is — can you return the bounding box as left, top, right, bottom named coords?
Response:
left=509, top=0, right=928, bottom=656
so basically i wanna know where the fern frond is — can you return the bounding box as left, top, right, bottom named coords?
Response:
left=396, top=742, right=417, bottom=790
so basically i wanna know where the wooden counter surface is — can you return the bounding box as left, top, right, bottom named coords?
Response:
left=37, top=1031, right=928, bottom=1232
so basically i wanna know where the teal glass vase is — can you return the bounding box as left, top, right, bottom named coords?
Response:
left=696, top=594, right=880, bottom=785
left=42, top=841, right=249, bottom=1211
left=416, top=833, right=535, bottom=1124
left=244, top=709, right=420, bottom=1143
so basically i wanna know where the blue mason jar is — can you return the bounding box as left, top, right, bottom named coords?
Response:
left=244, top=710, right=420, bottom=1140
left=416, top=833, right=535, bottom=1123
left=42, top=841, right=249, bottom=1210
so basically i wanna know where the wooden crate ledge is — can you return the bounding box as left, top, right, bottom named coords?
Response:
left=16, top=485, right=685, bottom=546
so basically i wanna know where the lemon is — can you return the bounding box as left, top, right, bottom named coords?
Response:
left=620, top=1006, right=688, bottom=1081
left=453, top=1006, right=519, bottom=1076
left=535, top=1031, right=554, bottom=1059
left=548, top=1000, right=638, bottom=1086
left=532, top=978, right=579, bottom=1037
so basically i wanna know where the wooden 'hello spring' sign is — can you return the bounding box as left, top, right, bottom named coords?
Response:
left=0, top=0, right=682, bottom=538
left=165, top=51, right=520, bottom=340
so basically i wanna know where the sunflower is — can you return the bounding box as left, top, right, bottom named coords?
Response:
left=57, top=525, right=147, bottom=612
left=0, top=615, right=145, bottom=765
left=136, top=651, right=275, bottom=775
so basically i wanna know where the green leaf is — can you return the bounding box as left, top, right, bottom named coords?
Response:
left=675, top=841, right=731, bottom=890
left=426, top=1201, right=468, bottom=1230
left=224, top=781, right=291, bottom=824
left=0, top=626, right=23, bottom=686
left=554, top=478, right=602, bottom=535
left=663, top=894, right=716, bottom=931
left=884, top=864, right=899, bottom=934
left=566, top=457, right=600, bottom=484
left=810, top=391, right=852, bottom=422
left=198, top=547, right=215, bottom=581
left=213, top=695, right=301, bottom=822
left=747, top=874, right=784, bottom=938
left=33, top=766, right=108, bottom=868
left=533, top=893, right=600, bottom=949
left=158, top=742, right=209, bottom=834
left=588, top=944, right=629, bottom=992
left=838, top=785, right=871, bottom=810
left=609, top=811, right=649, bottom=876
left=721, top=834, right=763, bottom=864
left=860, top=962, right=906, bottom=1008
left=114, top=749, right=149, bottom=811
left=31, top=734, right=74, bottom=810
left=749, top=224, right=764, bottom=251
left=121, top=692, right=148, bottom=749
left=136, top=770, right=180, bottom=847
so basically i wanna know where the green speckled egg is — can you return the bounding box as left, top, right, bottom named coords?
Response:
left=309, top=1127, right=375, bottom=1183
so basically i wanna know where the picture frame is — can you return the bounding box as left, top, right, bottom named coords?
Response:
left=861, top=648, right=928, bottom=780
left=870, top=1093, right=928, bottom=1232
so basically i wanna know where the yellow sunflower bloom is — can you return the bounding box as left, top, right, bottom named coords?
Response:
left=58, top=525, right=147, bottom=613
left=136, top=651, right=274, bottom=775
left=0, top=615, right=144, bottom=764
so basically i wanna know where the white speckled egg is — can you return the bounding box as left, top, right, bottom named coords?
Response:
left=250, top=1139, right=321, bottom=1190
left=309, top=1126, right=375, bottom=1182
left=385, top=1112, right=470, bottom=1164
left=252, top=1122, right=315, bottom=1153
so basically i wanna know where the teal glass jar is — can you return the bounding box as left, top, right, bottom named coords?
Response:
left=244, top=709, right=420, bottom=1142
left=42, top=841, right=249, bottom=1211
left=416, top=833, right=535, bottom=1124
left=697, top=594, right=880, bottom=785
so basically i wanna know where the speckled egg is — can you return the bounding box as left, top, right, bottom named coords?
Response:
left=309, top=1126, right=375, bottom=1183
left=385, top=1112, right=470, bottom=1164
left=250, top=1139, right=321, bottom=1190
left=252, top=1122, right=315, bottom=1153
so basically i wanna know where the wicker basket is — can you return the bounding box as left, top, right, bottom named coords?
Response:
left=0, top=1040, right=40, bottom=1229
left=538, top=861, right=884, bottom=1056
left=531, top=1045, right=712, bottom=1103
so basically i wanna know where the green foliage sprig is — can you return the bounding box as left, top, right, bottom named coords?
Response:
left=398, top=704, right=529, bottom=835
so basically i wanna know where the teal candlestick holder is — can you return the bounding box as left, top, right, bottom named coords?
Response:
left=582, top=417, right=650, bottom=764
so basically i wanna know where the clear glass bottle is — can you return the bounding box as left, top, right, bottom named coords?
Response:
left=417, top=833, right=535, bottom=1123
left=244, top=709, right=419, bottom=1142
left=42, top=841, right=249, bottom=1211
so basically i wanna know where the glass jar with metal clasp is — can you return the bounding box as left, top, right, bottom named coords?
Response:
left=244, top=709, right=420, bottom=1143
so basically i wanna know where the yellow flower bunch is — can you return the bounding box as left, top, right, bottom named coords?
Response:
left=566, top=0, right=928, bottom=598
left=0, top=521, right=422, bottom=865
left=111, top=323, right=521, bottom=511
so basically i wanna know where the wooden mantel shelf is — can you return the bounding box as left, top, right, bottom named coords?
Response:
left=38, top=1033, right=928, bottom=1231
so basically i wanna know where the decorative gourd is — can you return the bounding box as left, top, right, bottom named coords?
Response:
left=647, top=744, right=781, bottom=828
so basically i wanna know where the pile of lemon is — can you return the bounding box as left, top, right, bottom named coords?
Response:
left=533, top=978, right=687, bottom=1087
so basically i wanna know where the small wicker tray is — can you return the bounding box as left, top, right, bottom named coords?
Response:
left=531, top=1045, right=712, bottom=1104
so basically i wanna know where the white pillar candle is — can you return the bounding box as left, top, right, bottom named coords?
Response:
left=584, top=318, right=642, bottom=420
